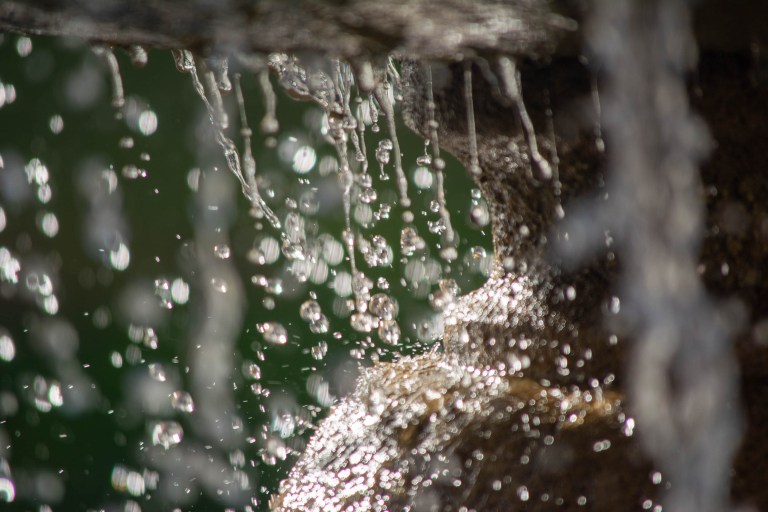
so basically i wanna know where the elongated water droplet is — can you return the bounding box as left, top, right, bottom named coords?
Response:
left=94, top=46, right=125, bottom=114
left=464, top=62, right=481, bottom=177
left=424, top=64, right=456, bottom=258
left=498, top=56, right=553, bottom=180
left=374, top=84, right=410, bottom=208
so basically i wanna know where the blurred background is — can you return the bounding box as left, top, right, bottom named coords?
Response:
left=0, top=34, right=491, bottom=511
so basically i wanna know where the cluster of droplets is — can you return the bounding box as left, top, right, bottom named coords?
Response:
left=0, top=33, right=501, bottom=510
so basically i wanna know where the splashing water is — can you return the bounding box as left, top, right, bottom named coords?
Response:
left=0, top=34, right=491, bottom=510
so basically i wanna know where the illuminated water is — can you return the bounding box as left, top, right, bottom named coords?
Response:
left=0, top=35, right=490, bottom=510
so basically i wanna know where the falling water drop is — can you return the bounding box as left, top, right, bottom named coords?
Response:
left=151, top=421, right=183, bottom=449
left=259, top=322, right=288, bottom=345
left=369, top=293, right=398, bottom=320
left=377, top=319, right=400, bottom=345
left=170, top=391, right=194, bottom=413
left=214, top=244, right=231, bottom=259
left=300, top=300, right=322, bottom=322
left=148, top=363, right=167, bottom=382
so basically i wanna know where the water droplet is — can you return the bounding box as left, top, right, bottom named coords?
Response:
left=170, top=391, right=194, bottom=413
left=310, top=315, right=329, bottom=334
left=358, top=186, right=377, bottom=204
left=300, top=300, right=322, bottom=322
left=377, top=319, right=400, bottom=345
left=259, top=322, right=288, bottom=345
left=375, top=139, right=393, bottom=166
left=469, top=202, right=490, bottom=227
left=350, top=312, right=374, bottom=333
left=148, top=363, right=167, bottom=382
left=151, top=421, right=183, bottom=449
left=311, top=341, right=328, bottom=360
left=214, top=244, right=231, bottom=259
left=369, top=293, right=398, bottom=320
left=400, top=226, right=425, bottom=256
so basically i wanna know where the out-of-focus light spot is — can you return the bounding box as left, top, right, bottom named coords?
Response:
left=42, top=295, right=59, bottom=315
left=38, top=212, right=59, bottom=237
left=413, top=166, right=433, bottom=189
left=0, top=334, right=15, bottom=362
left=292, top=145, right=316, bottom=174
left=15, top=36, right=32, bottom=57
left=0, top=247, right=21, bottom=284
left=170, top=278, right=189, bottom=304
left=138, top=110, right=158, bottom=135
left=111, top=465, right=146, bottom=496
left=49, top=115, right=64, bottom=134
left=0, top=476, right=15, bottom=502
left=110, top=243, right=130, bottom=271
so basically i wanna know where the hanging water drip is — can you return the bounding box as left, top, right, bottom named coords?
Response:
left=375, top=138, right=393, bottom=179
left=188, top=64, right=280, bottom=228
left=425, top=64, right=456, bottom=262
left=93, top=45, right=125, bottom=114
left=591, top=76, right=606, bottom=153
left=543, top=89, right=563, bottom=205
left=172, top=48, right=194, bottom=73
left=199, top=58, right=229, bottom=129
left=127, top=45, right=148, bottom=67
left=497, top=56, right=553, bottom=181
left=374, top=83, right=410, bottom=209
left=207, top=56, right=232, bottom=93
left=463, top=62, right=481, bottom=177
left=258, top=68, right=279, bottom=136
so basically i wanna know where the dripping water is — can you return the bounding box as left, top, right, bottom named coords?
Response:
left=374, top=82, right=410, bottom=209
left=498, top=56, right=553, bottom=181
left=258, top=68, right=279, bottom=136
left=463, top=62, right=481, bottom=177
left=425, top=63, right=456, bottom=263
left=178, top=50, right=280, bottom=228
left=93, top=45, right=125, bottom=114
